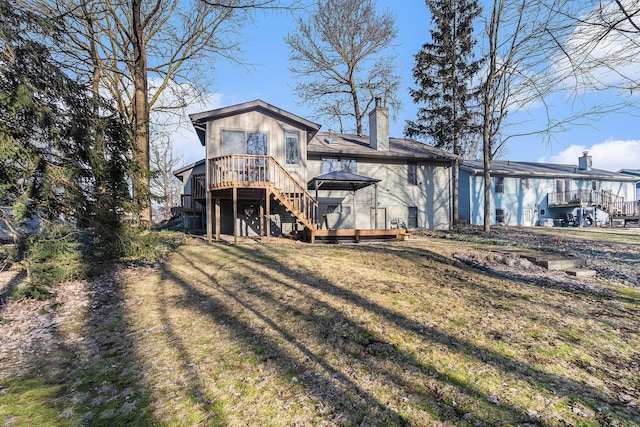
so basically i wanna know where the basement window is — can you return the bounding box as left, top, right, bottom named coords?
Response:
left=408, top=206, right=418, bottom=228
left=495, top=208, right=505, bottom=224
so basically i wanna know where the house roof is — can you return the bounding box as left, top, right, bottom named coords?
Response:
left=173, top=159, right=204, bottom=178
left=619, top=169, right=640, bottom=178
left=308, top=132, right=460, bottom=162
left=461, top=160, right=637, bottom=181
left=307, top=170, right=381, bottom=191
left=189, top=99, right=321, bottom=146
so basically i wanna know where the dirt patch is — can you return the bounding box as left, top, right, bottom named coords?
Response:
left=419, top=226, right=640, bottom=288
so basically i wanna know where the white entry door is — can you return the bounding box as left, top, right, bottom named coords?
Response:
left=523, top=208, right=534, bottom=226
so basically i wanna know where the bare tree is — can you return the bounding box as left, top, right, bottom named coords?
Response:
left=33, top=0, right=298, bottom=224
left=552, top=0, right=640, bottom=95
left=476, top=0, right=616, bottom=232
left=150, top=134, right=183, bottom=221
left=285, top=0, right=401, bottom=135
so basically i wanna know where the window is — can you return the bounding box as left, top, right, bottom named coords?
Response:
left=321, top=158, right=357, bottom=174
left=285, top=131, right=300, bottom=165
left=495, top=208, right=505, bottom=224
left=328, top=205, right=351, bottom=214
left=321, top=158, right=339, bottom=174
left=408, top=162, right=417, bottom=185
left=521, top=177, right=529, bottom=190
left=221, top=130, right=245, bottom=155
left=221, top=130, right=268, bottom=155
left=555, top=179, right=572, bottom=203
left=591, top=180, right=599, bottom=191
left=341, top=159, right=357, bottom=174
left=494, top=176, right=504, bottom=194
left=408, top=206, right=418, bottom=228
left=246, top=132, right=267, bottom=155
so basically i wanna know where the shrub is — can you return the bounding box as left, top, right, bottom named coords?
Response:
left=14, top=224, right=90, bottom=299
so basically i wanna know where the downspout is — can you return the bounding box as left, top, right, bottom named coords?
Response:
left=374, top=183, right=378, bottom=229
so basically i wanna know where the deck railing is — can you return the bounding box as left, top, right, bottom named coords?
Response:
left=547, top=189, right=639, bottom=216
left=181, top=195, right=204, bottom=213
left=192, top=173, right=206, bottom=199
left=208, top=154, right=318, bottom=228
left=613, top=201, right=640, bottom=216
left=548, top=190, right=623, bottom=208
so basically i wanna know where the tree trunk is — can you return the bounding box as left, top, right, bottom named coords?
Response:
left=483, top=149, right=491, bottom=233
left=452, top=160, right=459, bottom=227
left=132, top=0, right=151, bottom=225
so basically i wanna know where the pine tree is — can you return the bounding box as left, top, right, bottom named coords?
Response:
left=407, top=0, right=482, bottom=156
left=0, top=0, right=135, bottom=260
left=406, top=0, right=482, bottom=224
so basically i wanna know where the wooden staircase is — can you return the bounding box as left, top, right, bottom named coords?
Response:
left=208, top=154, right=318, bottom=234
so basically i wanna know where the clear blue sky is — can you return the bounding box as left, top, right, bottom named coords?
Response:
left=176, top=0, right=639, bottom=173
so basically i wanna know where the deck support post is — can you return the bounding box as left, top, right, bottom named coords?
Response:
left=233, top=186, right=238, bottom=244
left=266, top=187, right=271, bottom=242
left=206, top=191, right=212, bottom=243
left=215, top=198, right=221, bottom=241
left=259, top=203, right=265, bottom=239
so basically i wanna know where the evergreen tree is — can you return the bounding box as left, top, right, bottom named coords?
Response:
left=406, top=0, right=482, bottom=157
left=0, top=0, right=134, bottom=254
left=406, top=0, right=482, bottom=224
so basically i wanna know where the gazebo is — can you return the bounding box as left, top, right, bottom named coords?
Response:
left=307, top=170, right=384, bottom=235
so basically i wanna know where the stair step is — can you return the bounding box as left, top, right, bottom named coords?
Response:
left=565, top=268, right=597, bottom=278
left=538, top=258, right=585, bottom=271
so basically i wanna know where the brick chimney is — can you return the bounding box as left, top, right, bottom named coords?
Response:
left=369, top=97, right=389, bottom=152
left=578, top=151, right=592, bottom=171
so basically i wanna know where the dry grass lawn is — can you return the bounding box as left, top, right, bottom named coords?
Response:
left=1, top=230, right=639, bottom=426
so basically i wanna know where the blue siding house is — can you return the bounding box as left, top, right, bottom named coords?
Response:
left=459, top=152, right=638, bottom=227
left=620, top=169, right=640, bottom=195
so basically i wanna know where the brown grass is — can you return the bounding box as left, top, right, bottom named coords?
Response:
left=121, top=236, right=639, bottom=426
left=1, top=230, right=638, bottom=426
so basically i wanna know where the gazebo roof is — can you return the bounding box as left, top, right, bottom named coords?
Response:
left=307, top=171, right=381, bottom=191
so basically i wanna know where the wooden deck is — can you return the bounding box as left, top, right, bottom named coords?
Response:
left=182, top=155, right=409, bottom=243
left=308, top=228, right=407, bottom=244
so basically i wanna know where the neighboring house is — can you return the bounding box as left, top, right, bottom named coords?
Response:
left=174, top=99, right=459, bottom=242
left=619, top=169, right=640, bottom=195
left=459, top=152, right=639, bottom=227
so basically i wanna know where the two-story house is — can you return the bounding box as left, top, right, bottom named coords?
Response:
left=459, top=152, right=639, bottom=227
left=174, top=99, right=460, bottom=242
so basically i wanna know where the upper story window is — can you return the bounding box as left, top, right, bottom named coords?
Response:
left=221, top=130, right=268, bottom=155
left=247, top=132, right=267, bottom=155
left=408, top=162, right=417, bottom=185
left=285, top=131, right=300, bottom=165
left=591, top=180, right=599, bottom=191
left=341, top=159, right=357, bottom=174
left=521, top=177, right=529, bottom=190
left=321, top=158, right=357, bottom=174
left=494, top=176, right=504, bottom=194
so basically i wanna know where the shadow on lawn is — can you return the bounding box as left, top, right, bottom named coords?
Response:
left=0, top=270, right=26, bottom=315
left=1, top=269, right=158, bottom=425
left=370, top=244, right=640, bottom=326
left=153, top=241, right=640, bottom=426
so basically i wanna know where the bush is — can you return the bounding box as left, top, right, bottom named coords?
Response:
left=14, top=224, right=90, bottom=299
left=11, top=221, right=185, bottom=300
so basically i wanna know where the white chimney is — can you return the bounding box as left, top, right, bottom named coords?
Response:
left=369, top=97, right=389, bottom=152
left=579, top=151, right=592, bottom=171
